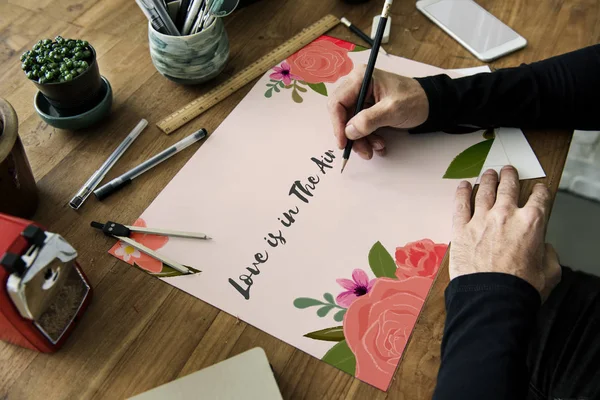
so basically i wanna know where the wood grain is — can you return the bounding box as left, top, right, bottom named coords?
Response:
left=0, top=0, right=593, bottom=398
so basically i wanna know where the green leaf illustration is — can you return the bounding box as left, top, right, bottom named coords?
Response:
left=322, top=340, right=356, bottom=375
left=296, top=85, right=307, bottom=93
left=308, top=82, right=327, bottom=96
left=351, top=45, right=369, bottom=52
left=270, top=79, right=279, bottom=83
left=333, top=309, right=346, bottom=322
left=304, top=326, right=344, bottom=342
left=443, top=139, right=494, bottom=179
left=317, top=305, right=333, bottom=317
left=292, top=87, right=303, bottom=103
left=323, top=292, right=334, bottom=304
left=368, top=241, right=397, bottom=279
left=264, top=88, right=273, bottom=98
left=294, top=296, right=346, bottom=320
left=273, top=85, right=280, bottom=93
left=294, top=297, right=324, bottom=308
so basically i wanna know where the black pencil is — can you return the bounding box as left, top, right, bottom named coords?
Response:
left=341, top=0, right=393, bottom=173
left=340, top=17, right=388, bottom=55
left=176, top=0, right=191, bottom=31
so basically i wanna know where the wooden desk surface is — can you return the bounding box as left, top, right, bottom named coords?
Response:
left=0, top=0, right=591, bottom=398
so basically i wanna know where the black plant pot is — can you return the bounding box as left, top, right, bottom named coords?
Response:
left=32, top=45, right=103, bottom=112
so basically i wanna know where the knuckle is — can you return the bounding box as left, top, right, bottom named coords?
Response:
left=477, top=187, right=496, bottom=202
left=497, top=187, right=513, bottom=197
left=523, top=207, right=545, bottom=224
left=373, top=68, right=386, bottom=81
left=493, top=213, right=508, bottom=226
left=327, top=97, right=337, bottom=111
left=454, top=201, right=467, bottom=213
left=532, top=206, right=545, bottom=220
left=361, top=116, right=377, bottom=132
left=536, top=185, right=550, bottom=200
left=478, top=179, right=497, bottom=192
left=506, top=179, right=518, bottom=189
left=493, top=204, right=512, bottom=215
left=352, top=116, right=368, bottom=133
left=455, top=191, right=471, bottom=205
left=352, top=68, right=365, bottom=81
left=388, top=97, right=403, bottom=112
left=491, top=206, right=511, bottom=225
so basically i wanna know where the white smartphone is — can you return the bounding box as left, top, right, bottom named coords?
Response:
left=416, top=0, right=527, bottom=62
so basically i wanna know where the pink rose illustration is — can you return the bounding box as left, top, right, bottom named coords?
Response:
left=395, top=239, right=448, bottom=280
left=108, top=218, right=168, bottom=273
left=343, top=277, right=434, bottom=390
left=286, top=39, right=354, bottom=84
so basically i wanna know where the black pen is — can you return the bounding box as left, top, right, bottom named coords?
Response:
left=341, top=0, right=393, bottom=173
left=94, top=128, right=207, bottom=200
left=340, top=17, right=388, bottom=55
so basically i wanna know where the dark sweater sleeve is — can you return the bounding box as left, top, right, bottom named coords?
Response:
left=413, top=44, right=600, bottom=132
left=432, top=273, right=541, bottom=400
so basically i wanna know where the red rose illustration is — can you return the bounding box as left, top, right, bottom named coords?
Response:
left=343, top=277, right=434, bottom=390
left=395, top=239, right=448, bottom=280
left=286, top=39, right=354, bottom=84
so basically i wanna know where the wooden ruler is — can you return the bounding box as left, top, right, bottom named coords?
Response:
left=157, top=14, right=340, bottom=134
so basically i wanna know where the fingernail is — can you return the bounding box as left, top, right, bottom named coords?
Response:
left=501, top=165, right=515, bottom=171
left=483, top=169, right=497, bottom=175
left=372, top=140, right=384, bottom=151
left=357, top=151, right=370, bottom=160
left=458, top=181, right=470, bottom=188
left=345, top=124, right=360, bottom=139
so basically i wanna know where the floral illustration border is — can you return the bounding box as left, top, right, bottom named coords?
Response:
left=294, top=239, right=448, bottom=390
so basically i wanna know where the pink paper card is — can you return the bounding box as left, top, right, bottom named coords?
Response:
left=109, top=36, right=503, bottom=391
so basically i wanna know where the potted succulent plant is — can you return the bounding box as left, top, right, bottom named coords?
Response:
left=21, top=36, right=103, bottom=111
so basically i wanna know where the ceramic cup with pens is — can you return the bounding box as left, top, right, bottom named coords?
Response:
left=148, top=18, right=229, bottom=85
